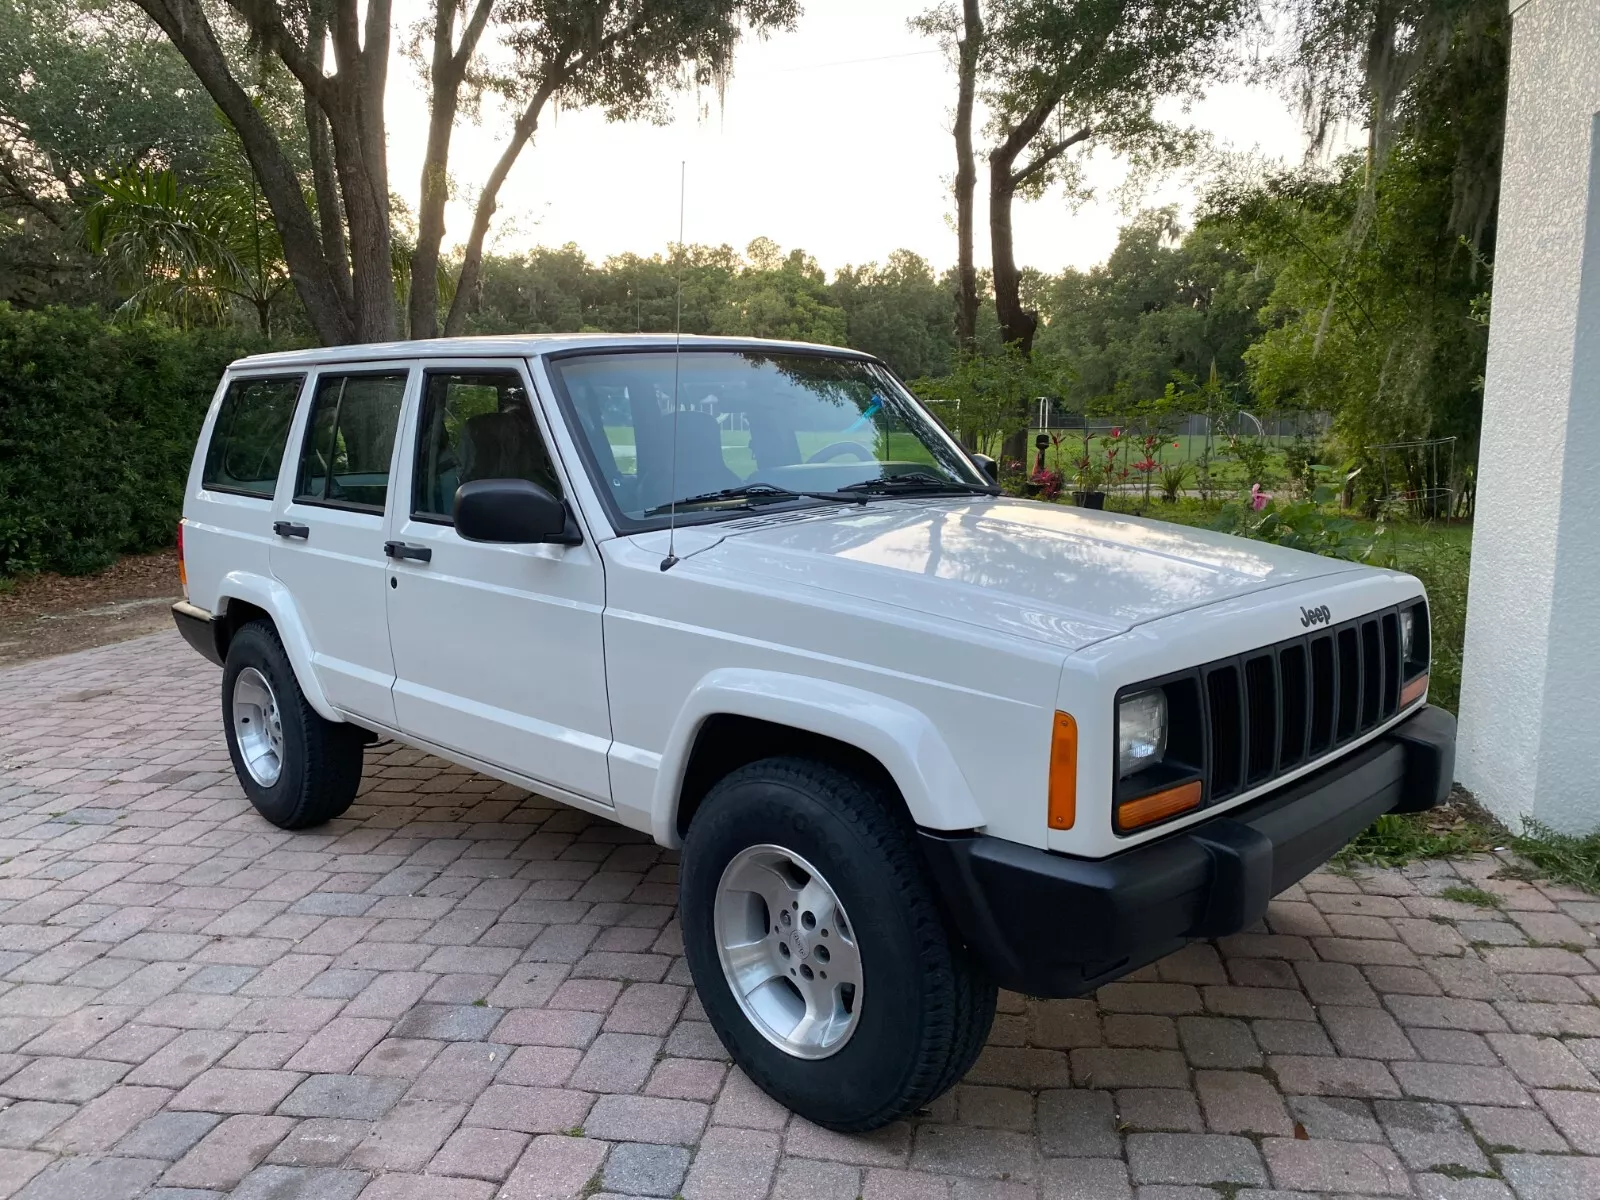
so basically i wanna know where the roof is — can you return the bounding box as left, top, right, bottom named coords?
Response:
left=230, top=332, right=874, bottom=371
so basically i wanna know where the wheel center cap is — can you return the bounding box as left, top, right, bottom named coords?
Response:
left=789, top=930, right=807, bottom=960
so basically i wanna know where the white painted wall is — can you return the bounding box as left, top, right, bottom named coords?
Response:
left=1458, top=0, right=1600, bottom=833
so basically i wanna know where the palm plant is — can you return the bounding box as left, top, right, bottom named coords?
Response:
left=84, top=163, right=288, bottom=335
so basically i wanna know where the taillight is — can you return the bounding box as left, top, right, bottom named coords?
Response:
left=177, top=522, right=188, bottom=598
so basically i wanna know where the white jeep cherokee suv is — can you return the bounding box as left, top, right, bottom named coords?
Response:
left=174, top=335, right=1454, bottom=1131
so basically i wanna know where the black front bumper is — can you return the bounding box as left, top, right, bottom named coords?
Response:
left=920, top=704, right=1456, bottom=997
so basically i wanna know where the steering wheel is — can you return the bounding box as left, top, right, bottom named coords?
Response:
left=806, top=441, right=876, bottom=464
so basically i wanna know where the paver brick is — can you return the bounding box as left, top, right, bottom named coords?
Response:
left=1070, top=1048, right=1187, bottom=1088
left=1116, top=1087, right=1202, bottom=1132
left=1194, top=1069, right=1292, bottom=1135
left=1261, top=1137, right=1411, bottom=1195
left=279, top=1074, right=407, bottom=1120
left=168, top=1068, right=302, bottom=1114
left=497, top=1133, right=608, bottom=1200
left=162, top=1114, right=296, bottom=1189
left=1391, top=1060, right=1531, bottom=1106
left=682, top=1126, right=781, bottom=1198
left=349, top=1098, right=465, bottom=1172
left=1125, top=1132, right=1267, bottom=1187
left=1533, top=1089, right=1600, bottom=1154
left=429, top=1126, right=529, bottom=1180
left=11, top=1154, right=166, bottom=1200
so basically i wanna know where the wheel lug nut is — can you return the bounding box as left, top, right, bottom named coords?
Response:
left=800, top=964, right=813, bottom=980
left=816, top=945, right=830, bottom=963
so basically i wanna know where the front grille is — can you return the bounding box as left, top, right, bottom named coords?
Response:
left=1202, top=607, right=1406, bottom=805
left=1115, top=600, right=1429, bottom=829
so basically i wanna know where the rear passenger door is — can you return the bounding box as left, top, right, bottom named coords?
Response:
left=269, top=364, right=415, bottom=726
left=383, top=361, right=612, bottom=804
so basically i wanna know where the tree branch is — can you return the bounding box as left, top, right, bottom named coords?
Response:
left=454, top=0, right=495, bottom=75
left=1010, top=125, right=1093, bottom=190
left=221, top=0, right=332, bottom=109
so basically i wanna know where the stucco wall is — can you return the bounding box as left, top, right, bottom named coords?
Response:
left=1457, top=0, right=1600, bottom=832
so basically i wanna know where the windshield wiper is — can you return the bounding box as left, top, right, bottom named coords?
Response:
left=838, top=471, right=999, bottom=497
left=643, top=482, right=864, bottom=517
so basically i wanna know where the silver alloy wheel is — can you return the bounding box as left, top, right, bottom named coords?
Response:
left=232, top=667, right=285, bottom=787
left=713, top=843, right=863, bottom=1060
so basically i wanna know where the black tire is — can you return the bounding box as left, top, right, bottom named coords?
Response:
left=680, top=756, right=997, bottom=1131
left=221, top=620, right=364, bottom=830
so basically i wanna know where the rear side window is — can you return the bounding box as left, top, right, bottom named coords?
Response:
left=412, top=370, right=562, bottom=522
left=201, top=375, right=304, bottom=498
left=294, top=372, right=408, bottom=511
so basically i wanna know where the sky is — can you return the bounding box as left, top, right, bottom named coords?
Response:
left=385, top=0, right=1333, bottom=278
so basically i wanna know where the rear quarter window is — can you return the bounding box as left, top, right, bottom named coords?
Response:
left=202, top=375, right=305, bottom=498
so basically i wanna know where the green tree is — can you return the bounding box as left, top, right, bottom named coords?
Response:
left=1033, top=207, right=1272, bottom=408
left=916, top=0, right=1253, bottom=361
left=830, top=251, right=958, bottom=380
left=1211, top=0, right=1507, bottom=486
left=0, top=0, right=220, bottom=305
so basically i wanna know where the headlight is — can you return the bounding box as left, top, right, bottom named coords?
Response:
left=1118, top=689, right=1167, bottom=778
left=1400, top=609, right=1416, bottom=664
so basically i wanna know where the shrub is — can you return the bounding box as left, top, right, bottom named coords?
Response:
left=0, top=306, right=268, bottom=576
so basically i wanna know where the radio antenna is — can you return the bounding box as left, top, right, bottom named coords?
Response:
left=660, top=160, right=686, bottom=572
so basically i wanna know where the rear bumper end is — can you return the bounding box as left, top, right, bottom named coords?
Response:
left=919, top=704, right=1456, bottom=997
left=172, top=601, right=224, bottom=666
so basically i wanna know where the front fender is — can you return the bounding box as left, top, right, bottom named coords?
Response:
left=211, top=571, right=340, bottom=722
left=651, top=668, right=986, bottom=847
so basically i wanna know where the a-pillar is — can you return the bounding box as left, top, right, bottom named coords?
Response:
left=1457, top=0, right=1600, bottom=832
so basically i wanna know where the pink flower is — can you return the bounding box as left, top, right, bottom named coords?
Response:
left=1250, top=483, right=1272, bottom=511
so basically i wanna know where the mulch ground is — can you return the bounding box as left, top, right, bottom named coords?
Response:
left=0, top=548, right=182, bottom=668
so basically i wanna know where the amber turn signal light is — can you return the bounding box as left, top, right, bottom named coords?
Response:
left=1047, top=711, right=1077, bottom=830
left=1116, top=780, right=1202, bottom=832
left=1400, top=673, right=1429, bottom=708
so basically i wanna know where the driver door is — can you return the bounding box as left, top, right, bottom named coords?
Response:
left=383, top=360, right=612, bottom=804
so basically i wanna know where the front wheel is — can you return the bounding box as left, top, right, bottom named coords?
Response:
left=680, top=757, right=996, bottom=1131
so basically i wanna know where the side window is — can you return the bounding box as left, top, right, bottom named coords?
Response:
left=201, top=375, right=304, bottom=498
left=294, top=371, right=408, bottom=511
left=412, top=370, right=562, bottom=522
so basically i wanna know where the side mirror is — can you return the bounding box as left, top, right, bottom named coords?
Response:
left=972, top=453, right=998, bottom=482
left=454, top=479, right=582, bottom=546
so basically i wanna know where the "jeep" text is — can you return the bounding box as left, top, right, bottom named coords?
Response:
left=1300, top=605, right=1332, bottom=628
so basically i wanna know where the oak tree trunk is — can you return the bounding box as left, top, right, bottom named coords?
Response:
left=953, top=0, right=982, bottom=354
left=443, top=80, right=558, bottom=337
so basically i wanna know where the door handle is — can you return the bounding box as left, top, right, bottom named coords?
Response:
left=273, top=521, right=310, bottom=540
left=383, top=540, right=432, bottom=563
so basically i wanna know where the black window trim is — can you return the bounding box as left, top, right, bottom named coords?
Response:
left=409, top=365, right=562, bottom=527
left=540, top=342, right=987, bottom=536
left=201, top=371, right=308, bottom=501
left=290, top=367, right=412, bottom=516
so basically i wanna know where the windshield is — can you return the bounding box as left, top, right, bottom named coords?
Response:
left=550, top=349, right=989, bottom=526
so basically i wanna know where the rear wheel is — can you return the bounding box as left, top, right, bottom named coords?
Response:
left=221, top=621, right=364, bottom=830
left=680, top=756, right=996, bottom=1131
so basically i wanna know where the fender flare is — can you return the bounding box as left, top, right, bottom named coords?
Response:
left=212, top=571, right=340, bottom=721
left=651, top=668, right=986, bottom=846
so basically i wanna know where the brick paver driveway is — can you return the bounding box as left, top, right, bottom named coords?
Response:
left=1, top=634, right=1599, bottom=1200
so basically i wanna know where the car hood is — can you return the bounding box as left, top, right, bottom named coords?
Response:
left=693, top=497, right=1366, bottom=652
